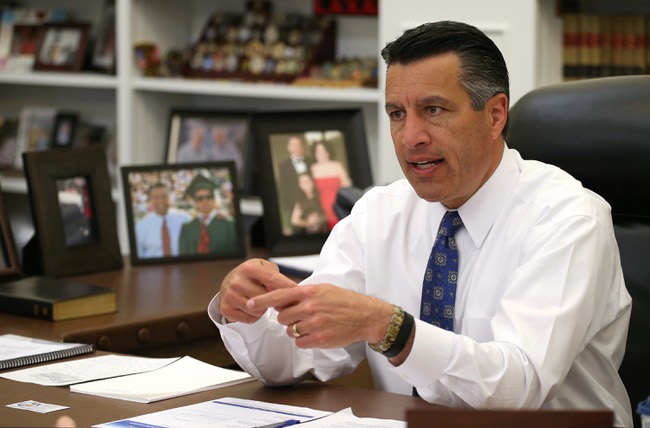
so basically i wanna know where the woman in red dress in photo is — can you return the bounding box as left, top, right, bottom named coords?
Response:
left=310, top=140, right=352, bottom=230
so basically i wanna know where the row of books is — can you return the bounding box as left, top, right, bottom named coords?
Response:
left=562, top=14, right=650, bottom=80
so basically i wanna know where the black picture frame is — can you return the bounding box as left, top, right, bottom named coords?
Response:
left=165, top=109, right=254, bottom=194
left=0, top=188, right=20, bottom=278
left=50, top=111, right=79, bottom=149
left=33, top=22, right=90, bottom=72
left=22, top=146, right=122, bottom=277
left=251, top=108, right=373, bottom=256
left=121, top=161, right=246, bottom=265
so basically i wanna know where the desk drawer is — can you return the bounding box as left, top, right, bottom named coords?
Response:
left=62, top=312, right=219, bottom=354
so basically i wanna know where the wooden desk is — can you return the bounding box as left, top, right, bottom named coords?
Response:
left=0, top=253, right=376, bottom=389
left=0, top=257, right=246, bottom=366
left=0, top=354, right=435, bottom=427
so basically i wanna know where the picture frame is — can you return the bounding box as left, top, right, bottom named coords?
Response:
left=49, top=111, right=79, bottom=149
left=14, top=107, right=57, bottom=169
left=251, top=108, right=373, bottom=256
left=165, top=109, right=253, bottom=193
left=33, top=22, right=90, bottom=72
left=0, top=116, right=19, bottom=170
left=21, top=146, right=122, bottom=277
left=4, top=24, right=41, bottom=72
left=0, top=189, right=20, bottom=277
left=121, top=161, right=246, bottom=265
left=91, top=0, right=116, bottom=74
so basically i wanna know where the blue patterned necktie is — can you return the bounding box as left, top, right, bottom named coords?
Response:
left=419, top=210, right=463, bottom=331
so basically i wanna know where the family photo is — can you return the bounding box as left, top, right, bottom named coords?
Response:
left=122, top=163, right=244, bottom=264
left=270, top=130, right=352, bottom=237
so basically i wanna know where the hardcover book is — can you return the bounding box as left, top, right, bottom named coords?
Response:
left=0, top=276, right=116, bottom=321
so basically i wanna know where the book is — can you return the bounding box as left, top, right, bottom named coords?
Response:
left=71, top=356, right=254, bottom=403
left=562, top=13, right=580, bottom=80
left=0, top=276, right=116, bottom=321
left=0, top=334, right=95, bottom=370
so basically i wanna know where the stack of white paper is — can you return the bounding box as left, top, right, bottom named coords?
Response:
left=70, top=356, right=253, bottom=403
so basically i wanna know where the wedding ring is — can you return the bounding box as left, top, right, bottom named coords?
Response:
left=291, top=323, right=301, bottom=338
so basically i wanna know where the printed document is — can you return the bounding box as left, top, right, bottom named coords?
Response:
left=94, top=397, right=404, bottom=428
left=71, top=356, right=253, bottom=403
left=0, top=354, right=178, bottom=386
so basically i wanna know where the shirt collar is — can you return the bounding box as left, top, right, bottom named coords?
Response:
left=457, top=144, right=519, bottom=249
left=199, top=209, right=217, bottom=224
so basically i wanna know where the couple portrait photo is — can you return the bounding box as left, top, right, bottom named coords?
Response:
left=271, top=131, right=353, bottom=237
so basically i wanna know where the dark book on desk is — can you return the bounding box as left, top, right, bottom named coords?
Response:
left=0, top=276, right=116, bottom=321
left=0, top=334, right=95, bottom=370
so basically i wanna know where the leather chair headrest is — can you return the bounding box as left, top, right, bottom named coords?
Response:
left=508, top=76, right=650, bottom=217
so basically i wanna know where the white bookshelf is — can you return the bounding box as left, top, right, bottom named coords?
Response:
left=5, top=0, right=634, bottom=253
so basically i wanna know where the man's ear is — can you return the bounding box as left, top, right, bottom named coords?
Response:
left=487, top=93, right=508, bottom=140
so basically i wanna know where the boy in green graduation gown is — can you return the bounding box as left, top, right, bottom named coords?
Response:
left=178, top=174, right=239, bottom=255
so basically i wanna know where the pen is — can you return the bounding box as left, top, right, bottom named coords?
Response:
left=255, top=419, right=301, bottom=428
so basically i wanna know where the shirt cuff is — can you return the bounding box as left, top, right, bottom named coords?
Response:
left=207, top=292, right=270, bottom=337
left=392, top=318, right=455, bottom=388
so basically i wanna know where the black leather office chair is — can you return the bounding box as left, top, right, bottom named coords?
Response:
left=508, top=75, right=650, bottom=427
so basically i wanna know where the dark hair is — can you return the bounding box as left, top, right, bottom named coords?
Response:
left=147, top=181, right=168, bottom=196
left=381, top=21, right=510, bottom=136
left=312, top=140, right=334, bottom=161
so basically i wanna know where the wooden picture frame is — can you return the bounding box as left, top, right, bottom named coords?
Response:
left=121, top=162, right=246, bottom=265
left=34, top=23, right=90, bottom=72
left=22, top=146, right=122, bottom=277
left=165, top=109, right=253, bottom=193
left=0, top=189, right=20, bottom=277
left=251, top=108, right=373, bottom=256
left=50, top=112, right=78, bottom=149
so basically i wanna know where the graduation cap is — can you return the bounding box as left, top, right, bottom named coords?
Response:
left=184, top=174, right=216, bottom=199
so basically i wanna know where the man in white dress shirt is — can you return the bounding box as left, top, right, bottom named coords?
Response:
left=135, top=182, right=190, bottom=258
left=208, top=21, right=632, bottom=427
left=177, top=121, right=209, bottom=163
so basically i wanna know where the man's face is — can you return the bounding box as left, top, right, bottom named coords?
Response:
left=287, top=137, right=305, bottom=157
left=385, top=53, right=507, bottom=208
left=193, top=189, right=214, bottom=216
left=212, top=128, right=226, bottom=147
left=149, top=187, right=169, bottom=216
left=191, top=127, right=205, bottom=149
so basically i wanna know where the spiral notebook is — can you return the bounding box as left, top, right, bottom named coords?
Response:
left=0, top=334, right=95, bottom=370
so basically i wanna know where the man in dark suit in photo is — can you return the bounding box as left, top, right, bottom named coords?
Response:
left=276, top=135, right=314, bottom=225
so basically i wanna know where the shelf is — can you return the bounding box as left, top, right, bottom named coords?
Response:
left=0, top=72, right=117, bottom=89
left=132, top=77, right=382, bottom=104
left=0, top=174, right=28, bottom=193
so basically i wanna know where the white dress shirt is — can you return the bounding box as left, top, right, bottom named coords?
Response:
left=135, top=210, right=190, bottom=258
left=208, top=147, right=632, bottom=427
